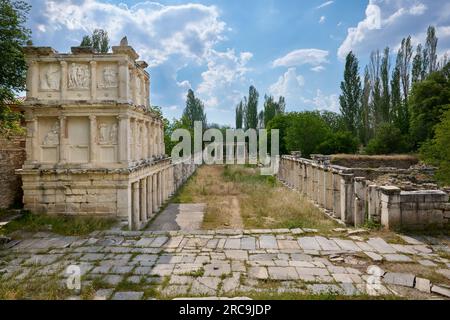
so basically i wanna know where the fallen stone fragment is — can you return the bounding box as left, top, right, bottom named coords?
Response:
left=383, top=272, right=415, bottom=288
left=364, top=251, right=383, bottom=262
left=347, top=229, right=368, bottom=236
left=112, top=291, right=144, bottom=300
left=431, top=285, right=450, bottom=298
left=414, top=277, right=431, bottom=293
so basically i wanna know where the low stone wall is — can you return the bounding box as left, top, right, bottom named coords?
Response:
left=330, top=154, right=419, bottom=169
left=278, top=155, right=449, bottom=230
left=0, top=135, right=26, bottom=209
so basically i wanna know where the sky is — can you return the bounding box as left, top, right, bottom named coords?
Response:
left=27, top=0, right=450, bottom=126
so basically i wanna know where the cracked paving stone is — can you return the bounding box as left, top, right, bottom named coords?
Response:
left=94, top=289, right=114, bottom=300
left=297, top=237, right=321, bottom=251
left=383, top=272, right=415, bottom=287
left=366, top=238, right=397, bottom=254
left=296, top=267, right=329, bottom=276
left=418, top=259, right=437, bottom=267
left=190, top=277, right=221, bottom=295
left=149, top=264, right=174, bottom=276
left=383, top=254, right=412, bottom=262
left=259, top=235, right=278, bottom=249
left=308, top=284, right=342, bottom=295
left=204, top=262, right=231, bottom=277
left=126, top=275, right=142, bottom=284
left=112, top=291, right=144, bottom=300
left=25, top=254, right=62, bottom=265
left=224, top=250, right=248, bottom=261
left=103, top=275, right=124, bottom=285
left=111, top=265, right=134, bottom=274
left=268, top=266, right=298, bottom=280
left=364, top=251, right=383, bottom=262
left=240, top=237, right=256, bottom=250
left=248, top=266, right=269, bottom=280
left=173, top=263, right=203, bottom=275
left=150, top=236, right=169, bottom=247
left=169, top=275, right=194, bottom=285
left=221, top=273, right=241, bottom=293
left=161, top=285, right=190, bottom=297
left=80, top=253, right=105, bottom=261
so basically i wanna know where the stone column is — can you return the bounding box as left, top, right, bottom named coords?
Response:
left=158, top=171, right=163, bottom=206
left=131, top=69, right=138, bottom=105
left=160, top=121, right=165, bottom=156
left=340, top=173, right=354, bottom=224
left=145, top=120, right=151, bottom=159
left=353, top=177, right=366, bottom=226
left=118, top=115, right=130, bottom=164
left=132, top=182, right=140, bottom=230
left=380, top=186, right=401, bottom=230
left=130, top=118, right=136, bottom=161
left=25, top=116, right=39, bottom=164
left=332, top=172, right=341, bottom=218
left=27, top=61, right=39, bottom=99
left=90, top=61, right=97, bottom=101
left=145, top=78, right=150, bottom=108
left=118, top=60, right=130, bottom=103
left=152, top=174, right=158, bottom=212
left=60, top=61, right=68, bottom=100
left=148, top=120, right=154, bottom=159
left=140, top=178, right=147, bottom=224
left=146, top=175, right=153, bottom=219
left=367, top=185, right=380, bottom=223
left=89, top=115, right=97, bottom=164
left=59, top=116, right=67, bottom=164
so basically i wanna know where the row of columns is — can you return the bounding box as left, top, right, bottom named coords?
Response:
left=130, top=165, right=175, bottom=230
left=278, top=156, right=369, bottom=227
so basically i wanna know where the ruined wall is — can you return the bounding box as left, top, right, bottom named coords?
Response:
left=0, top=135, right=26, bottom=209
left=278, top=155, right=449, bottom=230
left=330, top=154, right=419, bottom=169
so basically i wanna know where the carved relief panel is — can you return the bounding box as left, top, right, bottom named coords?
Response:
left=97, top=63, right=118, bottom=100
left=68, top=63, right=90, bottom=89
left=39, top=117, right=59, bottom=163
left=39, top=63, right=61, bottom=91
left=97, top=117, right=118, bottom=163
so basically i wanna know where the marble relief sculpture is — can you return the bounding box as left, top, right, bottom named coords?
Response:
left=40, top=64, right=60, bottom=90
left=68, top=63, right=90, bottom=89
left=43, top=122, right=60, bottom=145
left=101, top=67, right=118, bottom=88
left=98, top=122, right=118, bottom=145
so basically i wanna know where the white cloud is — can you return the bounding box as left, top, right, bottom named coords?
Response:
left=30, top=0, right=226, bottom=67
left=316, top=1, right=334, bottom=10
left=197, top=49, right=253, bottom=109
left=337, top=0, right=450, bottom=61
left=273, top=49, right=329, bottom=68
left=311, top=65, right=325, bottom=72
left=269, top=68, right=304, bottom=104
left=319, top=16, right=326, bottom=24
left=305, top=90, right=340, bottom=112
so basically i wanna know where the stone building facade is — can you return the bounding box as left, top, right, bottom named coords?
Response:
left=17, top=41, right=195, bottom=229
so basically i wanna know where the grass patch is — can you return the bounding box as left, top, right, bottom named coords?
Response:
left=170, top=165, right=338, bottom=232
left=239, top=291, right=400, bottom=300
left=2, top=211, right=117, bottom=236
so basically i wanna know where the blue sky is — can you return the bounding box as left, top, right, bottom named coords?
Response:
left=28, top=0, right=450, bottom=126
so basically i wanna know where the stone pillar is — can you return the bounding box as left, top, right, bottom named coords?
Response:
left=140, top=178, right=147, bottom=224
left=59, top=115, right=67, bottom=164
left=132, top=182, right=140, bottom=230
left=145, top=78, right=150, bottom=108
left=353, top=177, right=366, bottom=226
left=90, top=61, right=97, bottom=101
left=89, top=115, right=97, bottom=164
left=118, top=60, right=130, bottom=103
left=118, top=115, right=130, bottom=164
left=158, top=171, right=163, bottom=206
left=132, top=69, right=138, bottom=104
left=332, top=172, right=341, bottom=218
left=152, top=174, right=158, bottom=212
left=130, top=118, right=136, bottom=161
left=60, top=61, right=68, bottom=100
left=25, top=116, right=39, bottom=164
left=340, top=173, right=354, bottom=224
left=367, top=185, right=380, bottom=223
left=380, top=186, right=401, bottom=230
left=149, top=120, right=154, bottom=159
left=27, top=61, right=39, bottom=99
left=145, top=120, right=151, bottom=159
left=146, top=175, right=153, bottom=219
left=160, top=121, right=165, bottom=156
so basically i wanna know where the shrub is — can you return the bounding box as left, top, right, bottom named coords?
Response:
left=365, top=123, right=410, bottom=155
left=315, top=131, right=359, bottom=155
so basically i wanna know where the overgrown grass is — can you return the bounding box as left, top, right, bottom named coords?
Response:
left=2, top=211, right=117, bottom=236
left=171, top=165, right=338, bottom=232
left=239, top=291, right=400, bottom=300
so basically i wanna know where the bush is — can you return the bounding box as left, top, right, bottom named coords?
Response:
left=420, top=109, right=450, bottom=185
left=365, top=123, right=410, bottom=155
left=315, top=131, right=359, bottom=155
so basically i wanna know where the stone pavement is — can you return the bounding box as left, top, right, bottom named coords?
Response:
left=0, top=228, right=449, bottom=300
left=147, top=204, right=206, bottom=231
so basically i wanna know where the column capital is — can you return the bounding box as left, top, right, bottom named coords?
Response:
left=117, top=114, right=130, bottom=120
left=90, top=61, right=97, bottom=66
left=89, top=115, right=97, bottom=121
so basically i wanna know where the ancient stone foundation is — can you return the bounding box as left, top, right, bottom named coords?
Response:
left=278, top=155, right=450, bottom=230
left=17, top=41, right=197, bottom=230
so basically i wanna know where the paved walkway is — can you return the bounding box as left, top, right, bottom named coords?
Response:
left=1, top=228, right=449, bottom=300
left=147, top=203, right=206, bottom=231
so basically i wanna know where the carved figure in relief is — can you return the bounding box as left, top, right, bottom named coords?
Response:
left=43, top=122, right=60, bottom=145
left=68, top=63, right=90, bottom=89
left=98, top=122, right=118, bottom=144
left=40, top=65, right=60, bottom=90
left=102, top=67, right=117, bottom=88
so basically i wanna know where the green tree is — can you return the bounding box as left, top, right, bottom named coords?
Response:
left=391, top=53, right=409, bottom=134
left=425, top=26, right=438, bottom=75
left=369, top=50, right=382, bottom=128
left=398, top=36, right=413, bottom=103
left=315, top=131, right=359, bottom=155
left=182, top=89, right=207, bottom=129
left=80, top=29, right=109, bottom=53
left=420, top=109, right=450, bottom=185
left=365, top=123, right=409, bottom=155
left=285, top=112, right=330, bottom=158
left=409, top=64, right=450, bottom=147
left=339, top=51, right=361, bottom=135
left=360, top=66, right=372, bottom=144
left=266, top=113, right=290, bottom=155
left=0, top=0, right=30, bottom=132
left=244, top=85, right=258, bottom=130
left=319, top=110, right=346, bottom=132
left=412, top=44, right=423, bottom=83
left=235, top=101, right=243, bottom=129
left=380, top=47, right=391, bottom=123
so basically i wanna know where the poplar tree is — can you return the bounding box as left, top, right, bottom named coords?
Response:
left=339, top=52, right=361, bottom=135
